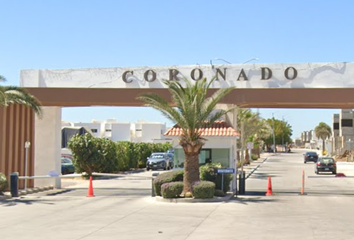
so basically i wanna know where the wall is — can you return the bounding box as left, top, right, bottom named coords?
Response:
left=74, top=122, right=102, bottom=138
left=211, top=149, right=230, bottom=167
left=0, top=105, right=35, bottom=189
left=141, top=123, right=166, bottom=143
left=340, top=109, right=354, bottom=137
left=111, top=123, right=131, bottom=141
left=34, top=107, right=61, bottom=188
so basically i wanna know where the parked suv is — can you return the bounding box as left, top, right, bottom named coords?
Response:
left=304, top=151, right=318, bottom=163
left=146, top=152, right=171, bottom=171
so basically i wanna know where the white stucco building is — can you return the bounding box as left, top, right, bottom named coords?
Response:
left=63, top=119, right=169, bottom=143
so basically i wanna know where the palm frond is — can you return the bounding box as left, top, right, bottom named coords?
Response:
left=0, top=86, right=42, bottom=116
left=138, top=77, right=235, bottom=144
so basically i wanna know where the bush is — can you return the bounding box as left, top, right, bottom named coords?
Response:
left=214, top=189, right=226, bottom=197
left=192, top=181, right=215, bottom=199
left=251, top=154, right=258, bottom=160
left=200, top=163, right=232, bottom=193
left=68, top=134, right=119, bottom=175
left=153, top=170, right=184, bottom=196
left=116, top=141, right=134, bottom=171
left=0, top=173, right=8, bottom=193
left=161, top=182, right=184, bottom=198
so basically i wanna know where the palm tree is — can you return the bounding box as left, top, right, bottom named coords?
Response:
left=314, top=122, right=332, bottom=154
left=237, top=109, right=271, bottom=167
left=0, top=75, right=42, bottom=116
left=138, top=77, right=235, bottom=194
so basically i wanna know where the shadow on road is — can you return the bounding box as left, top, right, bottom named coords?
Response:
left=229, top=195, right=278, bottom=205
left=0, top=197, right=55, bottom=207
left=248, top=172, right=282, bottom=179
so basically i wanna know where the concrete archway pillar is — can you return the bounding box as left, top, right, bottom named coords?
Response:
left=34, top=107, right=62, bottom=188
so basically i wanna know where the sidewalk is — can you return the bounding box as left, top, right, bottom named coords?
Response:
left=241, top=152, right=273, bottom=178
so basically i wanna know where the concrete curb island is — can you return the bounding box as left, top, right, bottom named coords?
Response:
left=154, top=193, right=234, bottom=203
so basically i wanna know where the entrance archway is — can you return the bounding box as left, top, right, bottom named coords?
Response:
left=2, top=62, right=354, bottom=188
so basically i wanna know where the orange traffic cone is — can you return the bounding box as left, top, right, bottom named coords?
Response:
left=265, top=176, right=273, bottom=196
left=87, top=176, right=95, bottom=197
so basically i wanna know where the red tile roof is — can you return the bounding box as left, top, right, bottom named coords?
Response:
left=164, top=121, right=240, bottom=137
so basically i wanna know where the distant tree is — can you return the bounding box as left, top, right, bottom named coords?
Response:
left=263, top=118, right=293, bottom=151
left=314, top=122, right=332, bottom=153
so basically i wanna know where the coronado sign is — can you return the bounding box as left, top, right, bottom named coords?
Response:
left=122, top=66, right=298, bottom=83
left=21, top=62, right=354, bottom=89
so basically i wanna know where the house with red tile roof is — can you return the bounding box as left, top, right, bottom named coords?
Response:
left=164, top=120, right=240, bottom=168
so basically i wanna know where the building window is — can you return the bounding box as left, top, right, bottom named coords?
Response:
left=91, top=129, right=98, bottom=133
left=341, top=119, right=353, bottom=127
left=106, top=129, right=112, bottom=132
left=333, top=123, right=339, bottom=130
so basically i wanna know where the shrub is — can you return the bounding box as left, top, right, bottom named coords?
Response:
left=214, top=189, right=226, bottom=197
left=68, top=133, right=119, bottom=175
left=251, top=154, right=258, bottom=160
left=192, top=181, right=215, bottom=199
left=153, top=170, right=184, bottom=196
left=0, top=173, right=8, bottom=193
left=200, top=163, right=232, bottom=193
left=116, top=141, right=134, bottom=171
left=161, top=182, right=184, bottom=198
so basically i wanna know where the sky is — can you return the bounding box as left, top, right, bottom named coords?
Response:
left=1, top=0, right=353, bottom=139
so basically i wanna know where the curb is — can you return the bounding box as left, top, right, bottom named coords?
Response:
left=154, top=193, right=234, bottom=203
left=0, top=186, right=54, bottom=199
left=244, top=157, right=268, bottom=179
left=19, top=186, right=54, bottom=196
left=0, top=193, right=11, bottom=200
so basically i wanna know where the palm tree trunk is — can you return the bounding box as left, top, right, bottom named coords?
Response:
left=245, top=149, right=250, bottom=164
left=183, top=150, right=201, bottom=194
left=322, top=139, right=325, bottom=154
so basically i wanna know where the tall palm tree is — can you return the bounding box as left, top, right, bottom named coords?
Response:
left=138, top=77, right=235, bottom=194
left=0, top=75, right=42, bottom=116
left=314, top=122, right=332, bottom=154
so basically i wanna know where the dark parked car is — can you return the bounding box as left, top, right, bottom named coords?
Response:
left=315, top=157, right=337, bottom=174
left=304, top=151, right=318, bottom=163
left=61, top=157, right=75, bottom=174
left=146, top=152, right=172, bottom=171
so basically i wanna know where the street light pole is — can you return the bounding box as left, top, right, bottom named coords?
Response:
left=272, top=113, right=276, bottom=153
left=24, top=141, right=31, bottom=190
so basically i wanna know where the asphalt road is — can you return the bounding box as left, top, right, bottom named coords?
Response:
left=247, top=149, right=354, bottom=196
left=2, top=150, right=354, bottom=240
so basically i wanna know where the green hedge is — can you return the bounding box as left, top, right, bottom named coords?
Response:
left=161, top=182, right=184, bottom=198
left=68, top=134, right=172, bottom=173
left=192, top=181, right=215, bottom=199
left=68, top=133, right=119, bottom=175
left=0, top=173, right=8, bottom=193
left=200, top=163, right=232, bottom=193
left=153, top=170, right=184, bottom=196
